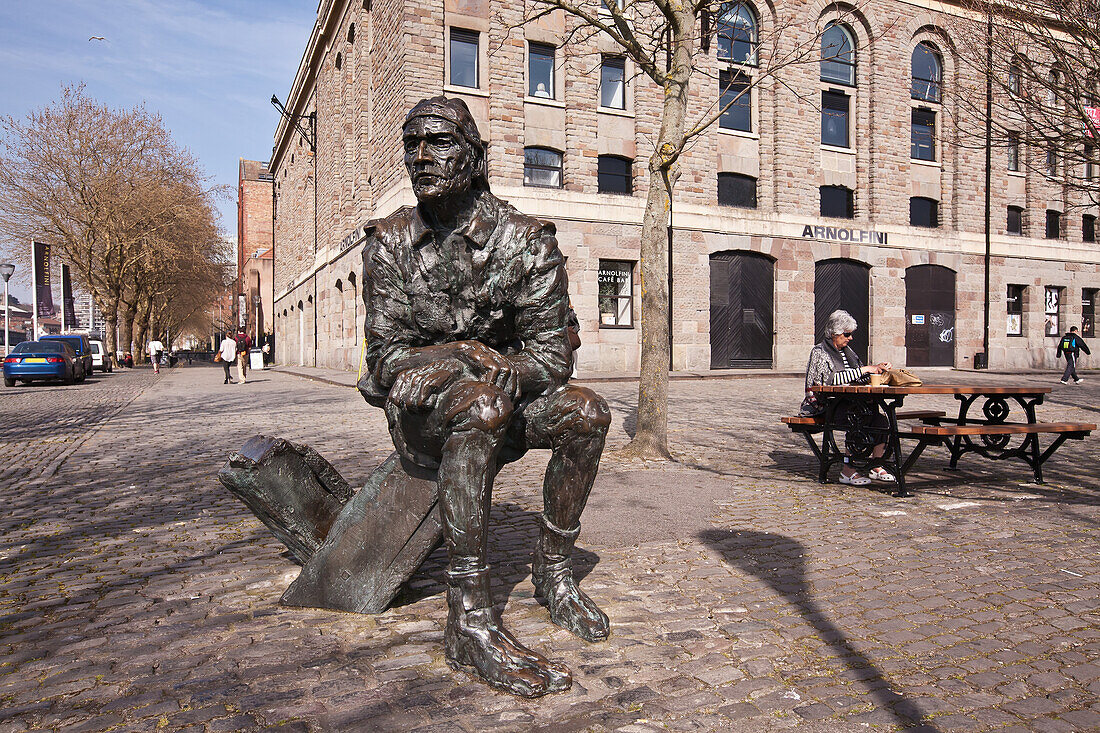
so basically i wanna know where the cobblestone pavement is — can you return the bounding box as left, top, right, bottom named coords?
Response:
left=0, top=365, right=1097, bottom=732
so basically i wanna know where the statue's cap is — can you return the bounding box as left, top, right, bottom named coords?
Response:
left=404, top=96, right=482, bottom=146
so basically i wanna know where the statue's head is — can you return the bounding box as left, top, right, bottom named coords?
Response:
left=403, top=96, right=488, bottom=205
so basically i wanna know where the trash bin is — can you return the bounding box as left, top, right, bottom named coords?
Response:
left=249, top=347, right=265, bottom=371
left=974, top=352, right=987, bottom=370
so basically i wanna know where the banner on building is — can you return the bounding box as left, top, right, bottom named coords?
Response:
left=61, top=262, right=77, bottom=331
left=32, top=241, right=53, bottom=319
left=1087, top=107, right=1100, bottom=136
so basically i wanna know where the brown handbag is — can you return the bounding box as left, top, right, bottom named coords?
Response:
left=869, top=368, right=922, bottom=387
left=214, top=352, right=223, bottom=363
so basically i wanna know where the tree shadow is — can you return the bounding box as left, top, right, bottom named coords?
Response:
left=697, top=528, right=942, bottom=732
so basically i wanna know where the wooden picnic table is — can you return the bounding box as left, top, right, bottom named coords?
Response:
left=781, top=384, right=1095, bottom=497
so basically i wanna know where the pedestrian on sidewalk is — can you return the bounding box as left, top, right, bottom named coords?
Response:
left=1057, top=326, right=1090, bottom=384
left=218, top=335, right=237, bottom=384
left=234, top=331, right=252, bottom=385
left=147, top=337, right=165, bottom=375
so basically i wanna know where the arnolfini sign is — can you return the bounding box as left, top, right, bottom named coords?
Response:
left=801, top=224, right=889, bottom=245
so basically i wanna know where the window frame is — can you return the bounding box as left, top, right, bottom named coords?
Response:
left=523, top=147, right=563, bottom=189
left=820, top=185, right=854, bottom=219
left=1007, top=205, right=1024, bottom=235
left=597, top=154, right=633, bottom=195
left=1046, top=209, right=1062, bottom=239
left=448, top=28, right=480, bottom=89
left=528, top=42, right=556, bottom=99
left=716, top=2, right=758, bottom=66
left=1045, top=285, right=1062, bottom=336
left=1006, top=284, right=1025, bottom=337
left=1008, top=59, right=1022, bottom=97
left=821, top=90, right=850, bottom=148
left=719, top=70, right=752, bottom=132
left=911, top=107, right=936, bottom=161
left=1084, top=214, right=1097, bottom=243
left=598, top=259, right=635, bottom=328
left=911, top=42, right=942, bottom=103
left=1083, top=288, right=1097, bottom=338
left=910, top=196, right=939, bottom=228
left=820, top=22, right=856, bottom=87
left=718, top=172, right=758, bottom=208
left=599, top=55, right=627, bottom=110
left=1007, top=132, right=1020, bottom=172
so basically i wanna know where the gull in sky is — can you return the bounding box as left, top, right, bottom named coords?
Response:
left=88, top=36, right=106, bottom=41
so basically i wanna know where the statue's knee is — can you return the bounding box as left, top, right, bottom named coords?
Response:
left=558, top=386, right=611, bottom=436
left=444, top=382, right=513, bottom=433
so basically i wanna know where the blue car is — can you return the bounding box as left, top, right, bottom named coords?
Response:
left=3, top=340, right=83, bottom=386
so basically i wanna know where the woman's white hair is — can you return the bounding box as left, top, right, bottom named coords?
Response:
left=824, top=309, right=858, bottom=337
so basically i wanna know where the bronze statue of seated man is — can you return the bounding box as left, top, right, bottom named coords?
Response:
left=356, top=96, right=611, bottom=697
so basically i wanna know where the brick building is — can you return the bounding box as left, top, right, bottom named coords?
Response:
left=270, top=0, right=1100, bottom=374
left=238, top=159, right=275, bottom=352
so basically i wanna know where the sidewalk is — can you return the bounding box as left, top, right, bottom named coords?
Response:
left=0, top=365, right=1096, bottom=732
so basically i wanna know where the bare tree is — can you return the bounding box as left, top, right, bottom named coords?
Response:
left=951, top=0, right=1100, bottom=209
left=522, top=0, right=866, bottom=458
left=0, top=85, right=228, bottom=359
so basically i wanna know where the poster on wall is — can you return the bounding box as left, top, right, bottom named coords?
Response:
left=1006, top=313, right=1022, bottom=336
left=1044, top=287, right=1060, bottom=337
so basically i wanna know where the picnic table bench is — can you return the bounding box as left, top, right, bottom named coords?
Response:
left=782, top=384, right=1095, bottom=497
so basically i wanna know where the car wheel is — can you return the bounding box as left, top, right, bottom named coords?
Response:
left=3, top=378, right=14, bottom=387
left=76, top=366, right=86, bottom=383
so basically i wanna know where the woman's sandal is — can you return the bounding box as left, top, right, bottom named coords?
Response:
left=868, top=467, right=896, bottom=482
left=839, top=472, right=872, bottom=486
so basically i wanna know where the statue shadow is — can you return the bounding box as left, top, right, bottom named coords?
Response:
left=389, top=501, right=599, bottom=610
left=697, top=529, right=941, bottom=732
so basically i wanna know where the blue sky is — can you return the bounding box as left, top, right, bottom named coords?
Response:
left=0, top=0, right=316, bottom=297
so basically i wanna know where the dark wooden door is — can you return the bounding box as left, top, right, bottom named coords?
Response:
left=710, top=252, right=774, bottom=368
left=905, top=264, right=956, bottom=367
left=815, top=259, right=870, bottom=364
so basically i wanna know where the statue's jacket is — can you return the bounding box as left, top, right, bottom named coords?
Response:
left=359, top=190, right=572, bottom=409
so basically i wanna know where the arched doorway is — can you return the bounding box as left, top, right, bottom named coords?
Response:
left=815, top=258, right=871, bottom=364
left=709, top=251, right=774, bottom=368
left=905, top=264, right=956, bottom=366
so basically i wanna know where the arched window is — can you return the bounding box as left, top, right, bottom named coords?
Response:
left=524, top=147, right=563, bottom=188
left=335, top=52, right=342, bottom=70
left=821, top=23, right=855, bottom=86
left=717, top=3, right=758, bottom=65
left=911, top=42, right=942, bottom=102
left=1008, top=57, right=1022, bottom=96
left=348, top=23, right=356, bottom=44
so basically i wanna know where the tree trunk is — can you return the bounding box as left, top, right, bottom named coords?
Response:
left=119, top=300, right=135, bottom=359
left=623, top=13, right=694, bottom=460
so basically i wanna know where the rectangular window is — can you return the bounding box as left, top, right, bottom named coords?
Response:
left=449, top=29, right=479, bottom=89
left=1083, top=288, right=1097, bottom=337
left=719, top=71, right=751, bottom=132
left=1084, top=214, right=1096, bottom=243
left=910, top=197, right=939, bottom=227
left=821, top=91, right=849, bottom=148
left=820, top=185, right=854, bottom=218
left=600, top=56, right=626, bottom=109
left=598, top=260, right=634, bottom=327
left=523, top=148, right=562, bottom=188
left=1007, top=284, right=1024, bottom=336
left=911, top=108, right=936, bottom=161
left=1007, top=206, right=1023, bottom=234
left=528, top=42, right=555, bottom=98
left=718, top=173, right=757, bottom=208
left=1008, top=63, right=1021, bottom=96
left=1086, top=145, right=1097, bottom=181
left=1046, top=209, right=1062, bottom=239
left=1046, top=147, right=1058, bottom=177
left=1008, top=132, right=1020, bottom=171
left=1045, top=286, right=1061, bottom=336
left=597, top=155, right=632, bottom=194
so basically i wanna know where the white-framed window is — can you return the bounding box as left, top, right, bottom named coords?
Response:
left=719, top=71, right=751, bottom=132
left=717, top=3, right=758, bottom=65
left=528, top=42, right=555, bottom=98
left=449, top=28, right=479, bottom=89
left=911, top=42, right=942, bottom=102
left=821, top=23, right=856, bottom=86
left=600, top=56, right=626, bottom=109
left=598, top=260, right=634, bottom=327
left=523, top=147, right=563, bottom=188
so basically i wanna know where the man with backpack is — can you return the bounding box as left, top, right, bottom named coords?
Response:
left=234, top=331, right=252, bottom=384
left=1057, top=326, right=1091, bottom=384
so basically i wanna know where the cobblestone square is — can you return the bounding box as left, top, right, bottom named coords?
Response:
left=0, top=365, right=1096, bottom=732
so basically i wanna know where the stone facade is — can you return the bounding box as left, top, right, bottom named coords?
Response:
left=270, top=0, right=1100, bottom=373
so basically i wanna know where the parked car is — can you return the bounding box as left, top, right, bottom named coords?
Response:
left=41, top=334, right=94, bottom=377
left=3, top=340, right=84, bottom=386
left=89, top=339, right=113, bottom=373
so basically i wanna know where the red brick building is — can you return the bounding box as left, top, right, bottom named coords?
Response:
left=270, top=0, right=1099, bottom=373
left=237, top=159, right=275, bottom=352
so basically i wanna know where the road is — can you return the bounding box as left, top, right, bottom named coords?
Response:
left=0, top=364, right=1097, bottom=732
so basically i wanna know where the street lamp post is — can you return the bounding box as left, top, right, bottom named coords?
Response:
left=0, top=263, right=15, bottom=356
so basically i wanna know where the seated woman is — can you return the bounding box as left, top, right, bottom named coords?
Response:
left=799, top=309, right=894, bottom=485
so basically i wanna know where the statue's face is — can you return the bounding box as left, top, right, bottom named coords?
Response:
left=403, top=116, right=477, bottom=204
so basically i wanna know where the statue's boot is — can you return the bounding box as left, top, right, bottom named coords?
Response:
left=532, top=517, right=610, bottom=642
left=444, top=565, right=572, bottom=697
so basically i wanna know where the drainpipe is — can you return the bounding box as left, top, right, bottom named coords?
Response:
left=981, top=11, right=992, bottom=369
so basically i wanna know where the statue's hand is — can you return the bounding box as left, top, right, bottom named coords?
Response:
left=389, top=360, right=465, bottom=411
left=453, top=341, right=520, bottom=401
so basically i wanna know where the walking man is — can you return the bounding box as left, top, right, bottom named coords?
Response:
left=147, top=337, right=165, bottom=375
left=234, top=331, right=252, bottom=384
left=1057, top=326, right=1090, bottom=384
